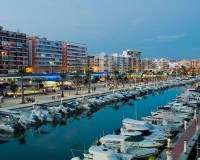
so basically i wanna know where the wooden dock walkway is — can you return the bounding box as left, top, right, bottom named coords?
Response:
left=171, top=113, right=199, bottom=160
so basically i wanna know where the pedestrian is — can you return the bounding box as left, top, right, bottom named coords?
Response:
left=0, top=95, right=2, bottom=103
left=94, top=87, right=96, bottom=92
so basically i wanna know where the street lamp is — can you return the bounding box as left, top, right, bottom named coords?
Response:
left=29, top=77, right=35, bottom=101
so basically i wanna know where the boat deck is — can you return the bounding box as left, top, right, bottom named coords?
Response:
left=171, top=113, right=200, bottom=160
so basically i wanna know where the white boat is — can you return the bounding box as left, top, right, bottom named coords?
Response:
left=120, top=128, right=142, bottom=136
left=100, top=134, right=163, bottom=150
left=0, top=123, right=15, bottom=133
left=121, top=147, right=158, bottom=159
left=83, top=145, right=118, bottom=160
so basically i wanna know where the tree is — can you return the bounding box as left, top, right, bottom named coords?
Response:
left=181, top=65, right=187, bottom=76
left=60, top=73, right=66, bottom=97
left=127, top=73, right=133, bottom=86
left=84, top=68, right=92, bottom=93
left=105, top=75, right=111, bottom=83
left=10, top=81, right=18, bottom=98
left=112, top=70, right=119, bottom=88
left=71, top=74, right=80, bottom=95
left=18, top=67, right=26, bottom=104
left=35, top=78, right=44, bottom=89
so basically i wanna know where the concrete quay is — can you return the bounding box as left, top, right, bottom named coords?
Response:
left=0, top=83, right=140, bottom=110
left=0, top=78, right=198, bottom=111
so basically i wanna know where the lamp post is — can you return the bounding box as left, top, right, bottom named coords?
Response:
left=30, top=77, right=35, bottom=101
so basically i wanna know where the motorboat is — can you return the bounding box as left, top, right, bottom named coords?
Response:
left=83, top=145, right=118, bottom=160
left=0, top=123, right=15, bottom=133
left=120, top=128, right=142, bottom=136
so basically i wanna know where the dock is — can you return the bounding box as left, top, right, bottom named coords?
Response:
left=159, top=113, right=200, bottom=160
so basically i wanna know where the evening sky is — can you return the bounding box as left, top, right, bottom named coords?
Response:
left=0, top=0, right=200, bottom=59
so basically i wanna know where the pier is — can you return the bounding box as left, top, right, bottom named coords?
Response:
left=159, top=113, right=200, bottom=160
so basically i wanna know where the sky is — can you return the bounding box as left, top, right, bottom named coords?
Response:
left=0, top=0, right=200, bottom=59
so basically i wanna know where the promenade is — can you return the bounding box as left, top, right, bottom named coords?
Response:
left=171, top=113, right=200, bottom=160
left=0, top=83, right=139, bottom=110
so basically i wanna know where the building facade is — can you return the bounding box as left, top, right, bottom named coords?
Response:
left=28, top=37, right=63, bottom=73
left=0, top=27, right=28, bottom=74
left=28, top=37, right=87, bottom=73
left=67, top=43, right=87, bottom=73
left=123, top=50, right=141, bottom=72
left=141, top=58, right=169, bottom=71
left=178, top=59, right=200, bottom=69
left=87, top=50, right=142, bottom=73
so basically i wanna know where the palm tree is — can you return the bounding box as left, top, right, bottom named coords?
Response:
left=18, top=67, right=26, bottom=104
left=10, top=81, right=18, bottom=98
left=60, top=73, right=66, bottom=97
left=181, top=65, right=187, bottom=77
left=84, top=68, right=92, bottom=93
left=71, top=73, right=80, bottom=95
left=35, top=78, right=44, bottom=89
left=112, top=70, right=119, bottom=88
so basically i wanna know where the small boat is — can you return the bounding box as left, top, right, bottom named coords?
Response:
left=83, top=145, right=118, bottom=160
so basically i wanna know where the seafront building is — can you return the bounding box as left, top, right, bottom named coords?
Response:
left=88, top=50, right=142, bottom=73
left=123, top=49, right=141, bottom=72
left=0, top=27, right=29, bottom=75
left=66, top=42, right=87, bottom=73
left=141, top=58, right=169, bottom=71
left=178, top=60, right=200, bottom=69
left=28, top=37, right=64, bottom=73
left=28, top=37, right=87, bottom=74
left=1, top=26, right=200, bottom=76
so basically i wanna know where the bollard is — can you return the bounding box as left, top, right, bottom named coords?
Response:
left=184, top=140, right=187, bottom=153
left=166, top=149, right=172, bottom=160
left=184, top=121, right=187, bottom=130
left=194, top=109, right=197, bottom=119
left=167, top=138, right=171, bottom=148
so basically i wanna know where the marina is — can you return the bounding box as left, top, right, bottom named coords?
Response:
left=0, top=77, right=199, bottom=160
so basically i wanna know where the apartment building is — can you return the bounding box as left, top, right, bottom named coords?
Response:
left=28, top=37, right=87, bottom=74
left=0, top=27, right=28, bottom=74
left=141, top=58, right=169, bottom=71
left=178, top=59, right=200, bottom=69
left=123, top=50, right=141, bottom=72
left=112, top=53, right=125, bottom=72
left=87, top=55, right=95, bottom=71
left=88, top=50, right=142, bottom=73
left=28, top=37, right=64, bottom=73
left=67, top=43, right=87, bottom=73
left=142, top=59, right=156, bottom=71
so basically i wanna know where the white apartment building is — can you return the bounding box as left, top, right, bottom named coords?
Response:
left=142, top=58, right=169, bottom=71
left=90, top=49, right=141, bottom=73
left=123, top=50, right=141, bottom=72
left=67, top=43, right=87, bottom=73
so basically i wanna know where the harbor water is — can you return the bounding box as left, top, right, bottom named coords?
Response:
left=0, top=88, right=182, bottom=160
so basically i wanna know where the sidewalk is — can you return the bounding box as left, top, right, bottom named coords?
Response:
left=0, top=83, right=136, bottom=110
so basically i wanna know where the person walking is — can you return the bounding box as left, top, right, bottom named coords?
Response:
left=0, top=95, right=3, bottom=103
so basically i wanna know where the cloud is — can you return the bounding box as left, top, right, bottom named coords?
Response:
left=157, top=33, right=186, bottom=41
left=144, top=33, right=186, bottom=42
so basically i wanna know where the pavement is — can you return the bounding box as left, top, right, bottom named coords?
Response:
left=0, top=82, right=143, bottom=110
